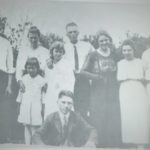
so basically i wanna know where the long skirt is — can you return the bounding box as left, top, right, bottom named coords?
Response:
left=74, top=76, right=91, bottom=120
left=119, top=80, right=149, bottom=144
left=89, top=79, right=122, bottom=147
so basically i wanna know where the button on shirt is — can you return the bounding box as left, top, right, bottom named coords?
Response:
left=64, top=40, right=94, bottom=71
left=142, top=48, right=150, bottom=80
left=0, top=36, right=15, bottom=74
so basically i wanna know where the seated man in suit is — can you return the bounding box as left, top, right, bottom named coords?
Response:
left=33, top=90, right=97, bottom=147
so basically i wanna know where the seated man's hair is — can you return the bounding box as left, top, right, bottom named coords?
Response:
left=58, top=90, right=74, bottom=100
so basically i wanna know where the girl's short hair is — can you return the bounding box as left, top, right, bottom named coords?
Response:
left=27, top=26, right=40, bottom=37
left=23, top=57, right=43, bottom=76
left=96, top=30, right=112, bottom=43
left=121, top=39, right=136, bottom=51
left=49, top=41, right=65, bottom=58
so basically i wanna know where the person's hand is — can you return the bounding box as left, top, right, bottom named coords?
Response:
left=73, top=69, right=80, bottom=79
left=18, top=80, right=25, bottom=93
left=46, top=58, right=53, bottom=69
left=101, top=65, right=109, bottom=72
left=5, top=85, right=12, bottom=96
left=87, top=111, right=90, bottom=117
left=42, top=83, right=48, bottom=93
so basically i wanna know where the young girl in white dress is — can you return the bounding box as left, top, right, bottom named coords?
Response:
left=16, top=57, right=47, bottom=144
left=117, top=40, right=149, bottom=150
left=44, top=41, right=75, bottom=119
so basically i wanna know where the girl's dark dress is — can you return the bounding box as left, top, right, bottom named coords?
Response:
left=83, top=50, right=121, bottom=147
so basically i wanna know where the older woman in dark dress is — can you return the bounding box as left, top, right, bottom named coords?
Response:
left=81, top=30, right=122, bottom=148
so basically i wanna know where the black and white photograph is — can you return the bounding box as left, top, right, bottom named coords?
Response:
left=0, top=0, right=150, bottom=149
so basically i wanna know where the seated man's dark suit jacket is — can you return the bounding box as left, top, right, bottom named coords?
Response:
left=33, top=111, right=97, bottom=147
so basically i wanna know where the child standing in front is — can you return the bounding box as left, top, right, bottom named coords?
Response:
left=117, top=40, right=149, bottom=150
left=17, top=57, right=47, bottom=145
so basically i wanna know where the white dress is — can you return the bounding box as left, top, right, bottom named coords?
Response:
left=117, top=58, right=150, bottom=144
left=17, top=74, right=46, bottom=126
left=44, top=57, right=75, bottom=119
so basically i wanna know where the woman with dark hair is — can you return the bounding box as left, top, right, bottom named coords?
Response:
left=81, top=30, right=121, bottom=148
left=44, top=41, right=75, bottom=119
left=117, top=39, right=149, bottom=150
left=16, top=26, right=49, bottom=91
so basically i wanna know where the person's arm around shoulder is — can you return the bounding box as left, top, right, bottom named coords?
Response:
left=80, top=51, right=102, bottom=80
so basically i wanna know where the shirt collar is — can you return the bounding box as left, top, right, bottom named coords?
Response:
left=58, top=110, right=70, bottom=124
left=97, top=47, right=111, bottom=57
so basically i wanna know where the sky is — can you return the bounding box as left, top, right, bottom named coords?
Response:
left=0, top=0, right=150, bottom=46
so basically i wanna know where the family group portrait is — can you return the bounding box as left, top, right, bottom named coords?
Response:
left=0, top=0, right=150, bottom=149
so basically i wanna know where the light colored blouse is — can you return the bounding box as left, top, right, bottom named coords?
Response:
left=117, top=58, right=144, bottom=81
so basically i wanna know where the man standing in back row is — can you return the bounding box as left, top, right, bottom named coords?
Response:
left=64, top=22, right=95, bottom=120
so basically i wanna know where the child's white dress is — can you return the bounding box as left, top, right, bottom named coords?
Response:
left=17, top=74, right=46, bottom=126
left=117, top=58, right=149, bottom=144
left=44, top=57, right=75, bottom=119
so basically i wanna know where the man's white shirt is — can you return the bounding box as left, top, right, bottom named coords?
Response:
left=64, top=40, right=95, bottom=71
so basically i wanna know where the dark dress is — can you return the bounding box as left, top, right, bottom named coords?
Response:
left=74, top=76, right=91, bottom=120
left=83, top=50, right=121, bottom=148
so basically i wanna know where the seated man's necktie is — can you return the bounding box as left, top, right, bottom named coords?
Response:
left=62, top=115, right=68, bottom=142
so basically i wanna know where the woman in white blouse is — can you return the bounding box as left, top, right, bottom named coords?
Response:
left=15, top=26, right=49, bottom=92
left=117, top=39, right=149, bottom=150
